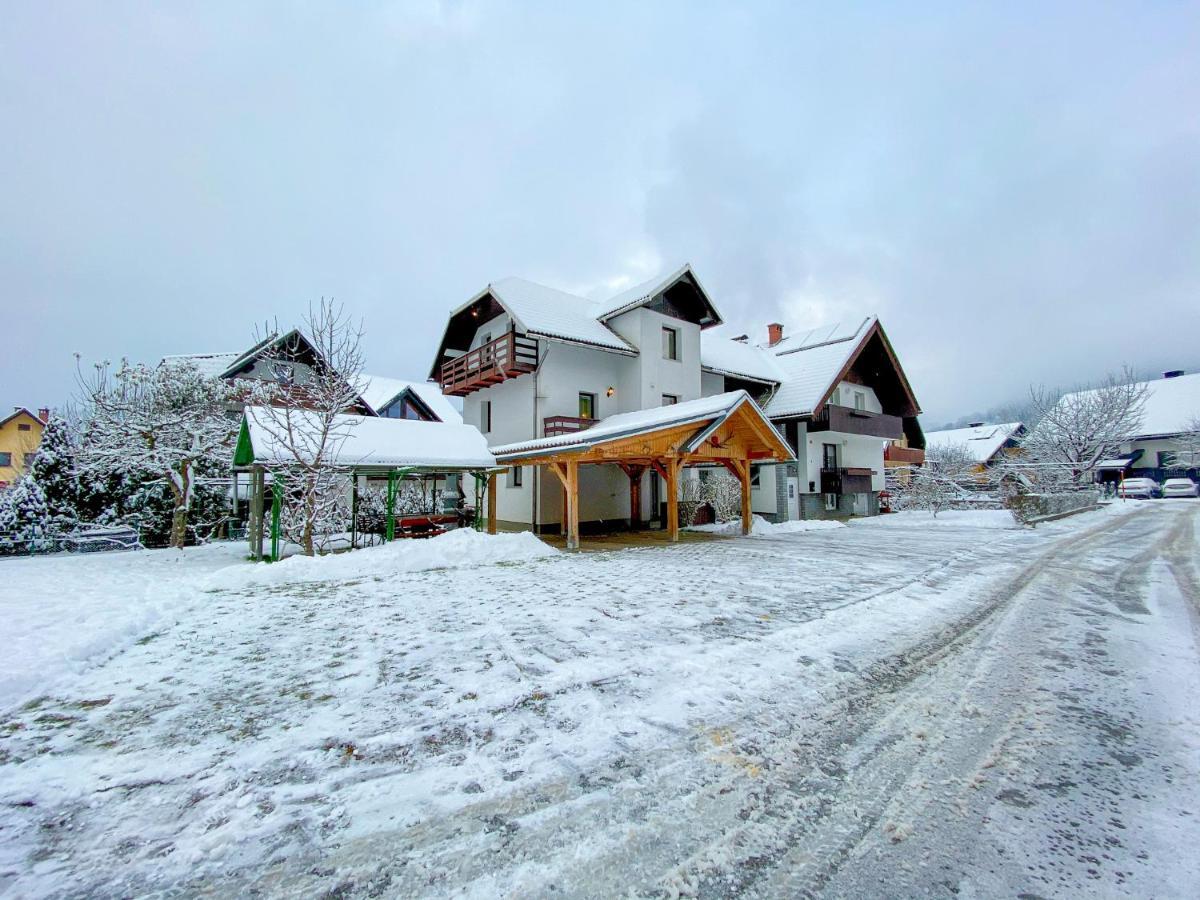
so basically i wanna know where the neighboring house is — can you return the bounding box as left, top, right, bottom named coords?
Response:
left=163, top=329, right=374, bottom=415
left=923, top=421, right=1026, bottom=471
left=0, top=407, right=48, bottom=488
left=428, top=264, right=922, bottom=531
left=1079, top=370, right=1200, bottom=483
left=360, top=375, right=463, bottom=424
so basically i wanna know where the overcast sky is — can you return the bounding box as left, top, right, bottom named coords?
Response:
left=3, top=2, right=1198, bottom=426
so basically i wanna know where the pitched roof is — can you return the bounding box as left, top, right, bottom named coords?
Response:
left=0, top=408, right=44, bottom=429
left=596, top=263, right=721, bottom=325
left=491, top=390, right=792, bottom=460
left=1059, top=371, right=1200, bottom=439
left=700, top=332, right=785, bottom=384
left=485, top=278, right=636, bottom=353
left=763, top=318, right=878, bottom=418
left=237, top=407, right=495, bottom=472
left=360, top=375, right=463, bottom=425
left=924, top=422, right=1025, bottom=464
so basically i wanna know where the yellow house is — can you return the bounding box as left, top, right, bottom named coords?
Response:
left=0, top=408, right=47, bottom=487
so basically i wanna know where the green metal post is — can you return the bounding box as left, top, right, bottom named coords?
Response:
left=386, top=470, right=397, bottom=543
left=270, top=478, right=282, bottom=562
left=350, top=472, right=359, bottom=550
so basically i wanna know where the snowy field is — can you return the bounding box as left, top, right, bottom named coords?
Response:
left=1, top=502, right=1198, bottom=897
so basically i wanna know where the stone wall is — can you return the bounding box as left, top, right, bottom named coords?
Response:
left=1005, top=491, right=1100, bottom=526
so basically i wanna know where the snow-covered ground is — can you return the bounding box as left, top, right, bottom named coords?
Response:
left=1, top=502, right=1197, bottom=897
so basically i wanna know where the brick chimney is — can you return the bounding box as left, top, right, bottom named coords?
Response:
left=38, top=408, right=50, bottom=423
left=767, top=323, right=784, bottom=347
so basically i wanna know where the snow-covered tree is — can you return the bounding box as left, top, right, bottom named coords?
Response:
left=248, top=299, right=366, bottom=556
left=26, top=412, right=81, bottom=533
left=1174, top=416, right=1200, bottom=469
left=1017, top=368, right=1148, bottom=487
left=893, top=443, right=984, bottom=516
left=76, top=358, right=238, bottom=549
left=0, top=476, right=51, bottom=551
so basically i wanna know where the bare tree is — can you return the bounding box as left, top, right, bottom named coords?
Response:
left=1174, top=416, right=1200, bottom=469
left=76, top=358, right=238, bottom=548
left=893, top=443, right=986, bottom=516
left=248, top=299, right=366, bottom=556
left=1017, top=367, right=1148, bottom=487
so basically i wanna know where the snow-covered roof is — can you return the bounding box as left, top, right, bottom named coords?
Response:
left=360, top=375, right=463, bottom=425
left=1059, top=371, right=1200, bottom=439
left=0, top=407, right=44, bottom=429
left=700, top=333, right=786, bottom=384
left=238, top=407, right=495, bottom=471
left=492, top=390, right=791, bottom=460
left=763, top=318, right=877, bottom=418
left=924, top=422, right=1025, bottom=464
left=159, top=352, right=241, bottom=379
left=484, top=278, right=636, bottom=353
left=596, top=263, right=721, bottom=326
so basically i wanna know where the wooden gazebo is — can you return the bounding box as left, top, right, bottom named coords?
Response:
left=491, top=391, right=794, bottom=549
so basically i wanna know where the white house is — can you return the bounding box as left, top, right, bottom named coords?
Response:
left=1074, top=370, right=1200, bottom=483
left=427, top=264, right=923, bottom=532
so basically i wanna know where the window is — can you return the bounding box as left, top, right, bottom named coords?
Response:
left=751, top=465, right=761, bottom=488
left=1159, top=451, right=1178, bottom=468
left=508, top=465, right=523, bottom=488
left=578, top=392, right=596, bottom=420
left=17, top=423, right=31, bottom=432
left=661, top=393, right=679, bottom=406
left=662, top=326, right=679, bottom=361
left=480, top=400, right=491, bottom=434
left=0, top=452, right=10, bottom=467
left=854, top=391, right=866, bottom=411
left=480, top=331, right=492, bottom=348
left=824, top=493, right=838, bottom=511
left=271, top=362, right=295, bottom=384
left=823, top=443, right=839, bottom=471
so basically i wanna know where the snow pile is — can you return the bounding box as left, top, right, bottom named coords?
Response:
left=688, top=515, right=845, bottom=536
left=209, top=527, right=557, bottom=588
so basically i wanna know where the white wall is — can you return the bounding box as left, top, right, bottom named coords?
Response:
left=606, top=307, right=702, bottom=408
left=803, top=431, right=886, bottom=492
left=828, top=382, right=882, bottom=414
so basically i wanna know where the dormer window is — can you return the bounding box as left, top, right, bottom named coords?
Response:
left=662, top=326, right=679, bottom=361
left=854, top=391, right=866, bottom=411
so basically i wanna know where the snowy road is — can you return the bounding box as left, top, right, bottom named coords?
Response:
left=1, top=504, right=1198, bottom=897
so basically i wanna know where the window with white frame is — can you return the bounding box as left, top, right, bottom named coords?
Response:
left=662, top=326, right=679, bottom=361
left=854, top=391, right=866, bottom=411
left=661, top=393, right=679, bottom=406
left=508, top=465, right=523, bottom=488
left=751, top=465, right=761, bottom=487
left=480, top=400, right=491, bottom=434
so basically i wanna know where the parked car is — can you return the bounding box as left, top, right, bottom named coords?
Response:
left=1118, top=477, right=1161, bottom=499
left=1162, top=477, right=1200, bottom=498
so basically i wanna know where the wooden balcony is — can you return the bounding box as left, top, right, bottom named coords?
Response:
left=544, top=415, right=598, bottom=438
left=439, top=332, right=539, bottom=397
left=884, top=445, right=925, bottom=466
left=820, top=466, right=875, bottom=495
left=809, top=404, right=903, bottom=439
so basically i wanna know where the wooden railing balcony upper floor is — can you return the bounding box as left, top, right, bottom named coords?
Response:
left=438, top=332, right=539, bottom=397
left=809, top=404, right=904, bottom=440
left=543, top=415, right=598, bottom=438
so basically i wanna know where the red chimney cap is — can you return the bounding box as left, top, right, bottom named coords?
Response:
left=767, top=323, right=784, bottom=347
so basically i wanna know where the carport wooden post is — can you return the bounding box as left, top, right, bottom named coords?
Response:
left=665, top=458, right=680, bottom=542
left=487, top=471, right=498, bottom=535
left=620, top=463, right=645, bottom=530
left=566, top=460, right=580, bottom=550
left=738, top=459, right=752, bottom=536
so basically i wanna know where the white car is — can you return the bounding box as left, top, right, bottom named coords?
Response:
left=1162, top=477, right=1199, bottom=498
left=1118, top=477, right=1161, bottom=499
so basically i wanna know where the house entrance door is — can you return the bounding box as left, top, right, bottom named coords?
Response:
left=787, top=476, right=800, bottom=520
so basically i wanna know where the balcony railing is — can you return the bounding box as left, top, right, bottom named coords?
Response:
left=820, top=466, right=876, bottom=495
left=810, top=404, right=903, bottom=439
left=544, top=415, right=598, bottom=438
left=439, top=332, right=539, bottom=397
left=884, top=445, right=925, bottom=466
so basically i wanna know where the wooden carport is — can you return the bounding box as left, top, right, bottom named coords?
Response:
left=491, top=391, right=794, bottom=549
